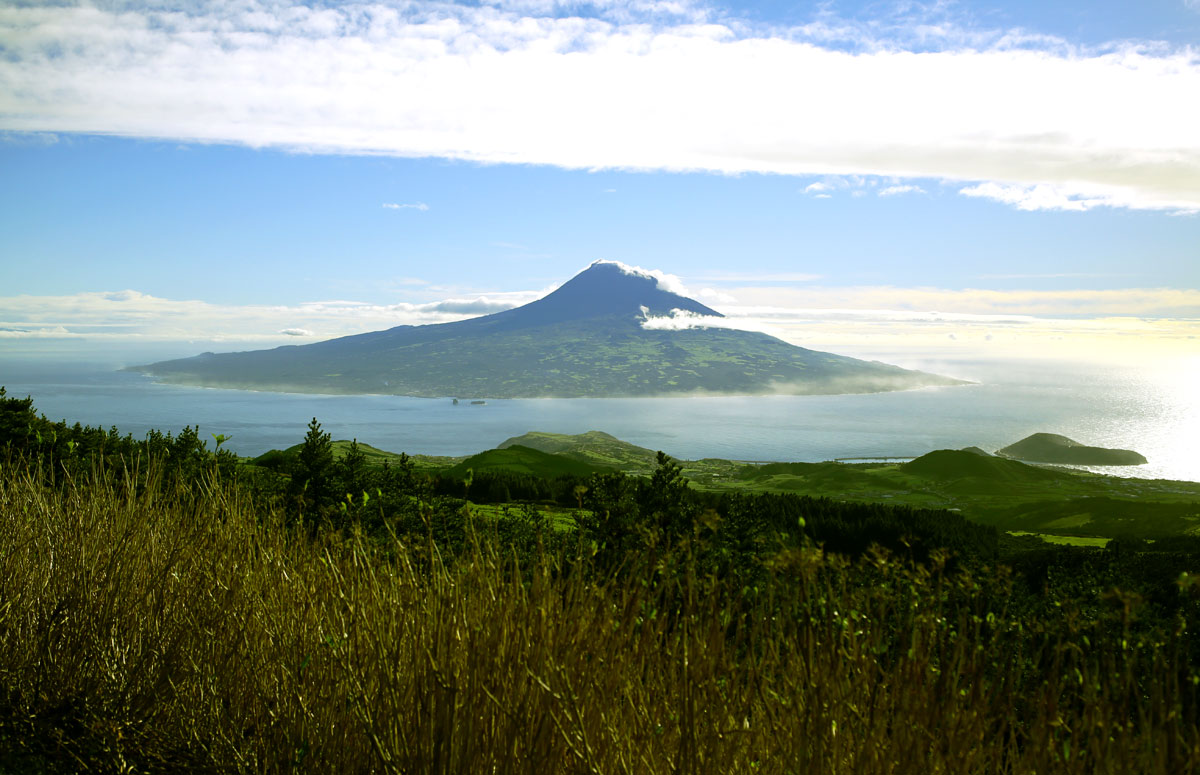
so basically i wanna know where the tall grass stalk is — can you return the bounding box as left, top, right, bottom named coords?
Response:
left=0, top=458, right=1196, bottom=772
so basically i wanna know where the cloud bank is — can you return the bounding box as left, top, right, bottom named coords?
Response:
left=636, top=290, right=1200, bottom=362
left=4, top=282, right=1196, bottom=366
left=1, top=1, right=1197, bottom=212
left=0, top=287, right=544, bottom=344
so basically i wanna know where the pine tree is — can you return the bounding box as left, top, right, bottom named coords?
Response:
left=338, top=438, right=368, bottom=497
left=291, top=417, right=334, bottom=510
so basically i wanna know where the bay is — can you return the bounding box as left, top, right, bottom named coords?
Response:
left=2, top=355, right=1196, bottom=482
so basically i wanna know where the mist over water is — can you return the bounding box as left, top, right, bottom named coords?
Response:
left=2, top=354, right=1196, bottom=482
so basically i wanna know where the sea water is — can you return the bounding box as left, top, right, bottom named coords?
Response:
left=1, top=355, right=1196, bottom=482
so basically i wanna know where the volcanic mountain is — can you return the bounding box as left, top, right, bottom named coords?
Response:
left=132, top=261, right=966, bottom=398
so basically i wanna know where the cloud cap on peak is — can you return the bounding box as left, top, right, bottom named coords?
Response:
left=483, top=261, right=721, bottom=327
left=588, top=260, right=694, bottom=298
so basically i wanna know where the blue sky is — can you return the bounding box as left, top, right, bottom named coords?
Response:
left=743, top=0, right=1200, bottom=47
left=1, top=0, right=1198, bottom=363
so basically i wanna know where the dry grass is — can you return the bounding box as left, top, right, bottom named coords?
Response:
left=0, top=457, right=1197, bottom=773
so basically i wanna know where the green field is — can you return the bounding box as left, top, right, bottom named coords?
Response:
left=1008, top=531, right=1112, bottom=547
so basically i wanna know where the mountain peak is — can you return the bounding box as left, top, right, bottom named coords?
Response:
left=491, top=261, right=721, bottom=329
left=132, top=260, right=967, bottom=398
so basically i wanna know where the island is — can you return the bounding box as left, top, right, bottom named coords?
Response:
left=130, top=261, right=967, bottom=398
left=996, top=433, right=1147, bottom=466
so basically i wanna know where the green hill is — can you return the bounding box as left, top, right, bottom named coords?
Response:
left=996, top=433, right=1147, bottom=466
left=444, top=445, right=611, bottom=479
left=901, top=449, right=1065, bottom=483
left=497, top=430, right=659, bottom=471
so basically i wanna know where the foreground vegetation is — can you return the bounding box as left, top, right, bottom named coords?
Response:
left=3, top=389, right=1200, bottom=772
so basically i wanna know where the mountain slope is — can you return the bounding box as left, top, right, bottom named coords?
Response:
left=132, top=261, right=966, bottom=398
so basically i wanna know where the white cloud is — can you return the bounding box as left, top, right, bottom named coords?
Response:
left=4, top=281, right=1198, bottom=363
left=593, top=259, right=692, bottom=296
left=1, top=2, right=1197, bottom=212
left=695, top=287, right=738, bottom=304
left=0, top=130, right=59, bottom=146
left=382, top=202, right=429, bottom=211
left=878, top=184, right=925, bottom=197
left=99, top=290, right=150, bottom=302
left=426, top=296, right=528, bottom=314
left=0, top=287, right=544, bottom=343
left=641, top=309, right=745, bottom=331
left=806, top=175, right=931, bottom=199
left=956, top=182, right=1164, bottom=213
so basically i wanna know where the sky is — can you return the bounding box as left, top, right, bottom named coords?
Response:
left=1, top=0, right=1198, bottom=367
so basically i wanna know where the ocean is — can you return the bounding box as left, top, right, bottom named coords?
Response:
left=1, top=355, right=1196, bottom=482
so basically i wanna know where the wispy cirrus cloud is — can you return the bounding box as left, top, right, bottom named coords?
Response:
left=382, top=202, right=429, bottom=211
left=956, top=182, right=1187, bottom=213
left=1, top=2, right=1196, bottom=213
left=802, top=176, right=927, bottom=201
left=878, top=184, right=925, bottom=197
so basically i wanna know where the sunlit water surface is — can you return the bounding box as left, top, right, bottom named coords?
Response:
left=2, top=356, right=1196, bottom=482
